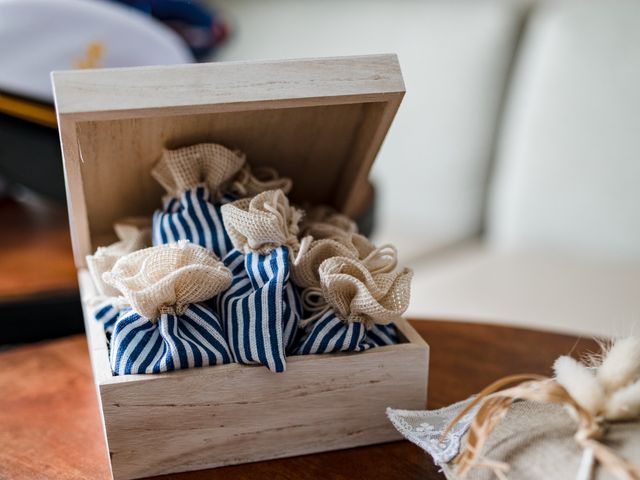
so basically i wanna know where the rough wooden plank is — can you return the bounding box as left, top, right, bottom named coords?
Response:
left=103, top=344, right=427, bottom=479
left=51, top=55, right=404, bottom=118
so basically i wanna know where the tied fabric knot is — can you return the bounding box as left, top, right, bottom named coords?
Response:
left=102, top=240, right=232, bottom=321
left=221, top=189, right=303, bottom=255
left=298, top=287, right=330, bottom=328
left=157, top=303, right=189, bottom=317
left=151, top=143, right=245, bottom=199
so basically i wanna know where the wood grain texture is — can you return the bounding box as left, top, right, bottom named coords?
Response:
left=78, top=270, right=429, bottom=479
left=51, top=55, right=404, bottom=117
left=0, top=320, right=600, bottom=480
left=52, top=55, right=404, bottom=268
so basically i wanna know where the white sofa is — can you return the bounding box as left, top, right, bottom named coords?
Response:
left=214, top=0, right=640, bottom=337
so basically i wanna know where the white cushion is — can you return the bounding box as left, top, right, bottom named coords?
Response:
left=488, top=0, right=640, bottom=261
left=408, top=242, right=640, bottom=337
left=214, top=0, right=525, bottom=262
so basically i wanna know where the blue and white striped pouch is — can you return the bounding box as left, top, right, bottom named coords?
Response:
left=152, top=186, right=235, bottom=258
left=217, top=248, right=301, bottom=372
left=151, top=143, right=293, bottom=259
left=217, top=189, right=303, bottom=372
left=293, top=250, right=412, bottom=355
left=150, top=143, right=246, bottom=258
left=101, top=241, right=234, bottom=375
left=109, top=304, right=232, bottom=375
left=295, top=309, right=399, bottom=355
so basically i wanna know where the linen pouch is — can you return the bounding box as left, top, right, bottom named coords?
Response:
left=217, top=189, right=303, bottom=373
left=389, top=337, right=640, bottom=480
left=86, top=217, right=152, bottom=335
left=151, top=143, right=291, bottom=259
left=102, top=241, right=233, bottom=375
left=388, top=400, right=640, bottom=480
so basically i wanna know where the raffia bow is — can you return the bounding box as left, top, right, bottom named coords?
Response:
left=442, top=338, right=640, bottom=480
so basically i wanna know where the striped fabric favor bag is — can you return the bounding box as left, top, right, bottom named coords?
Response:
left=101, top=241, right=233, bottom=375
left=151, top=143, right=292, bottom=259
left=151, top=143, right=244, bottom=258
left=217, top=189, right=303, bottom=372
left=86, top=218, right=152, bottom=336
left=292, top=241, right=411, bottom=355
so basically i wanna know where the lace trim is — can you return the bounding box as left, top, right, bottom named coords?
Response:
left=386, top=397, right=478, bottom=466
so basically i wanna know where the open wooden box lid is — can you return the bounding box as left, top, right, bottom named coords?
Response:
left=52, top=54, right=405, bottom=268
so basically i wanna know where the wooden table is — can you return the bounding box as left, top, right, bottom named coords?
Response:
left=0, top=320, right=598, bottom=480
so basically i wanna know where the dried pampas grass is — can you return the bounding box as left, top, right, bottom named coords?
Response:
left=554, top=337, right=640, bottom=420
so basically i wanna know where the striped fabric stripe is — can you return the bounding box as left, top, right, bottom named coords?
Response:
left=217, top=247, right=300, bottom=372
left=109, top=303, right=232, bottom=375
left=366, top=323, right=399, bottom=347
left=295, top=309, right=398, bottom=355
left=93, top=301, right=120, bottom=335
left=152, top=186, right=234, bottom=259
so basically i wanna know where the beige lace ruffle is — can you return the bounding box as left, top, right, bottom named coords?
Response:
left=86, top=217, right=152, bottom=298
left=221, top=189, right=303, bottom=255
left=102, top=241, right=232, bottom=320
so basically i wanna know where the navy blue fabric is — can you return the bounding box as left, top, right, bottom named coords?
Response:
left=294, top=309, right=398, bottom=355
left=93, top=301, right=120, bottom=335
left=152, top=186, right=234, bottom=259
left=108, top=303, right=232, bottom=375
left=217, top=247, right=301, bottom=372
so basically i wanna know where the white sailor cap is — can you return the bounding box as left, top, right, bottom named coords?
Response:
left=0, top=0, right=194, bottom=104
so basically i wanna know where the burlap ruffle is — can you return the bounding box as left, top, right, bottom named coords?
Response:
left=300, top=205, right=358, bottom=240
left=102, top=241, right=232, bottom=320
left=151, top=143, right=245, bottom=198
left=221, top=189, right=303, bottom=255
left=151, top=143, right=293, bottom=201
left=86, top=217, right=152, bottom=298
left=291, top=233, right=376, bottom=288
left=227, top=164, right=292, bottom=198
left=318, top=254, right=412, bottom=327
left=291, top=239, right=359, bottom=288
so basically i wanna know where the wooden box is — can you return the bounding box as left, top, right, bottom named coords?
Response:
left=52, top=54, right=430, bottom=480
